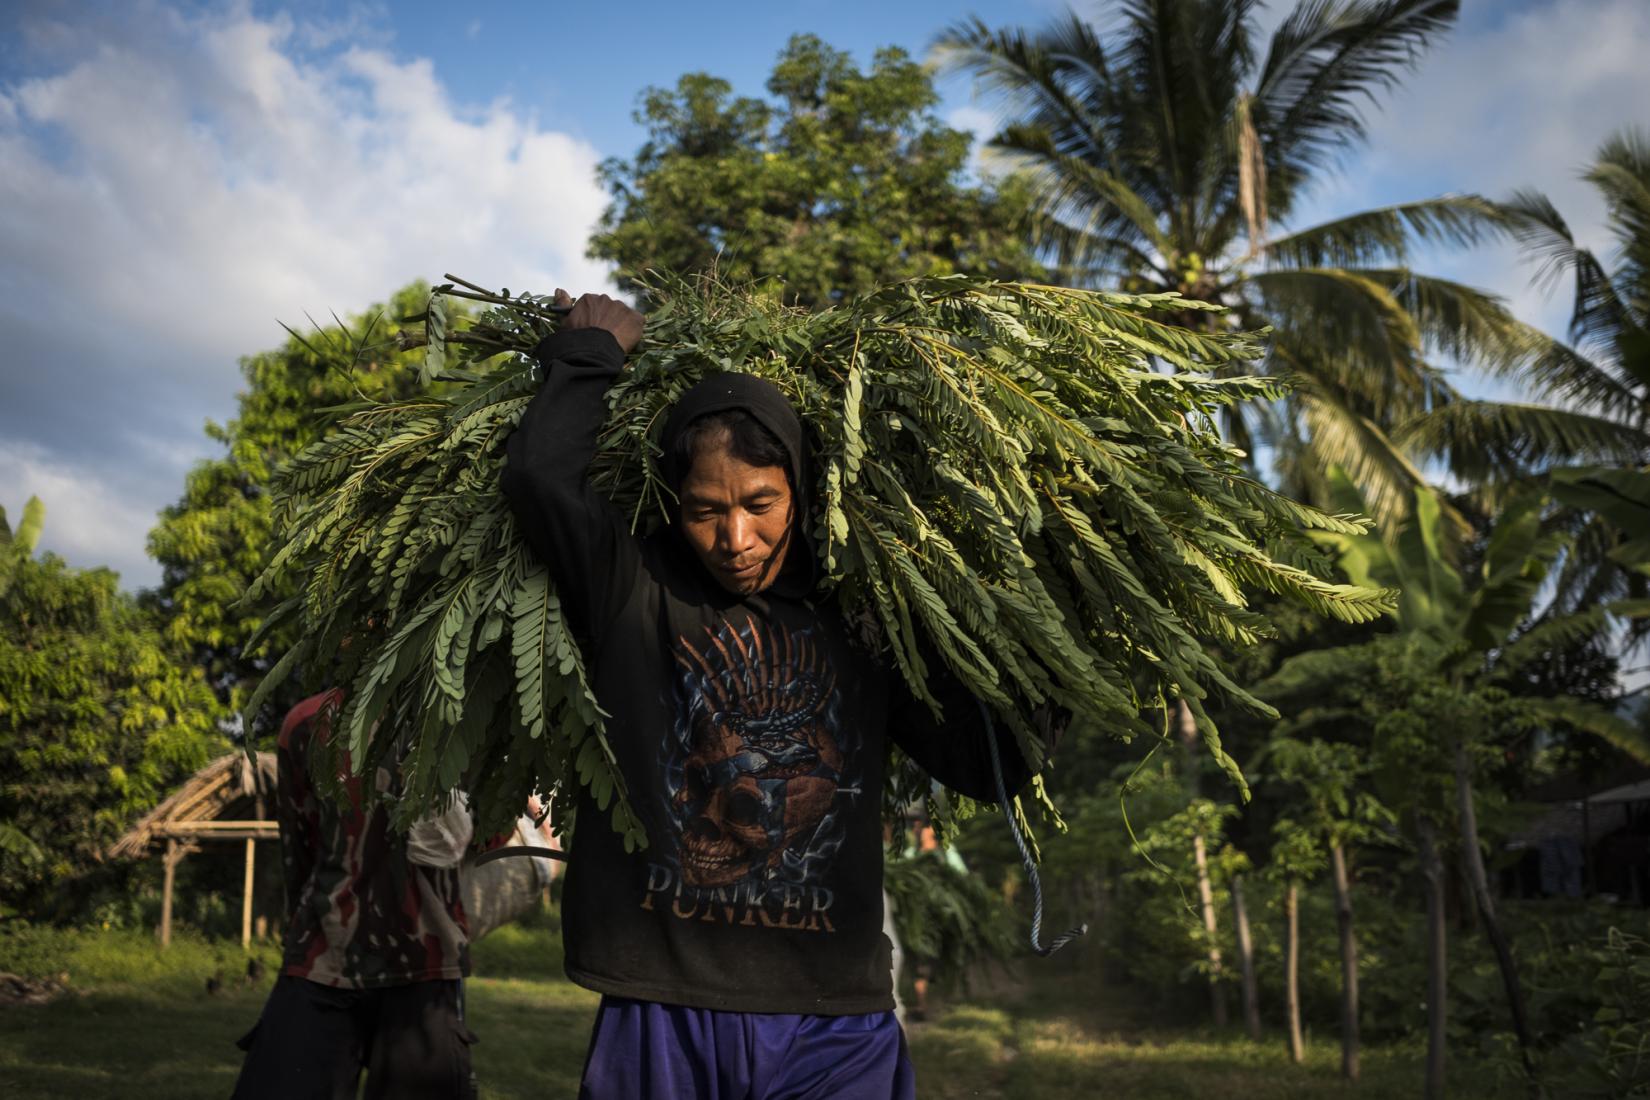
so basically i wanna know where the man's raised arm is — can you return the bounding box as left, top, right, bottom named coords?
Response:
left=500, top=291, right=645, bottom=642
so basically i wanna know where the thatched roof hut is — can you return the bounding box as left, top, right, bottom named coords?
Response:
left=109, top=751, right=277, bottom=947
left=112, top=750, right=562, bottom=948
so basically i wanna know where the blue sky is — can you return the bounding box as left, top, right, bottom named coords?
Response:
left=373, top=0, right=1056, bottom=158
left=1, top=0, right=1647, bottom=588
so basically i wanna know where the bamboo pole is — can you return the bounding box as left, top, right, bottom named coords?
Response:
left=241, top=837, right=256, bottom=948
left=160, top=839, right=179, bottom=948
left=157, top=820, right=279, bottom=832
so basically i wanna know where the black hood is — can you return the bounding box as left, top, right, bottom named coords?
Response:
left=659, top=373, right=817, bottom=597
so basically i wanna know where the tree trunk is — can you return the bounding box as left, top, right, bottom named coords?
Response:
left=1419, top=821, right=1448, bottom=1100
left=1330, top=842, right=1360, bottom=1080
left=1176, top=698, right=1202, bottom=795
left=1180, top=700, right=1227, bottom=1026
left=1232, top=874, right=1262, bottom=1040
left=1285, top=880, right=1304, bottom=1063
left=1453, top=738, right=1535, bottom=1073
left=1455, top=843, right=1479, bottom=934
left=1193, top=831, right=1228, bottom=1027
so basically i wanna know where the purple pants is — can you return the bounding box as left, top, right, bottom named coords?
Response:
left=578, top=996, right=916, bottom=1100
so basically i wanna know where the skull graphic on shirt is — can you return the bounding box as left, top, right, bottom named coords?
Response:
left=668, top=620, right=847, bottom=889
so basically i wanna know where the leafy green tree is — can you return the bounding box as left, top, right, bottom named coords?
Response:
left=1266, top=475, right=1650, bottom=1092
left=590, top=34, right=1041, bottom=309
left=145, top=285, right=434, bottom=725
left=1266, top=818, right=1326, bottom=1064
left=936, top=0, right=1544, bottom=528
left=1263, top=736, right=1395, bottom=1079
left=0, top=499, right=224, bottom=918
left=1119, top=791, right=1242, bottom=1019
left=882, top=847, right=1016, bottom=994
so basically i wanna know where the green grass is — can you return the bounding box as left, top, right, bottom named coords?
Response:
left=906, top=966, right=1502, bottom=1100
left=0, top=919, right=1503, bottom=1099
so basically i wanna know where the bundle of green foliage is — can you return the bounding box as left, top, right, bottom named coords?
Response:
left=245, top=274, right=1392, bottom=845
left=0, top=500, right=224, bottom=918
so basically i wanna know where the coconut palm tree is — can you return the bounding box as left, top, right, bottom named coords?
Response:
left=936, top=0, right=1541, bottom=529
left=1402, top=128, right=1650, bottom=606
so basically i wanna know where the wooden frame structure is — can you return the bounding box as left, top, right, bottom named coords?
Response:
left=110, top=752, right=278, bottom=948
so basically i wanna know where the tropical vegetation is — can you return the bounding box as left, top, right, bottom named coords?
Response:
left=5, top=5, right=1650, bottom=1099
left=0, top=500, right=224, bottom=918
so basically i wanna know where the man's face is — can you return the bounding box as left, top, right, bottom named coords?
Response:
left=678, top=430, right=794, bottom=596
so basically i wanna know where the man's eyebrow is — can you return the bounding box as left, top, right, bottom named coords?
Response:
left=681, top=485, right=786, bottom=507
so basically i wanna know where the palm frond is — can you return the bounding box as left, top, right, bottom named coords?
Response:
left=987, top=123, right=1175, bottom=261
left=932, top=14, right=1117, bottom=171
left=1520, top=696, right=1650, bottom=765
left=1114, top=0, right=1255, bottom=232
left=1516, top=336, right=1640, bottom=419
left=1397, top=401, right=1650, bottom=484
left=1264, top=194, right=1508, bottom=269
left=1247, top=266, right=1418, bottom=355
left=1254, top=0, right=1458, bottom=197
left=1491, top=599, right=1650, bottom=682
left=1293, top=379, right=1434, bottom=534
left=1379, top=269, right=1545, bottom=377
left=1502, top=188, right=1647, bottom=371
left=1589, top=127, right=1650, bottom=305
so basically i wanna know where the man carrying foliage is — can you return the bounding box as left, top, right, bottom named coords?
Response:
left=502, top=290, right=1047, bottom=1099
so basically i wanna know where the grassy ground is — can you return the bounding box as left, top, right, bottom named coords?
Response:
left=0, top=918, right=1502, bottom=1099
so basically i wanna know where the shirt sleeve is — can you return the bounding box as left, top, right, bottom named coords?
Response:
left=500, top=327, right=641, bottom=645
left=886, top=660, right=1042, bottom=803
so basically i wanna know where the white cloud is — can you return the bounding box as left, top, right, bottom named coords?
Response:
left=0, top=1, right=613, bottom=590
left=0, top=441, right=163, bottom=588
left=1287, top=0, right=1650, bottom=345
left=945, top=103, right=997, bottom=180
left=945, top=104, right=994, bottom=141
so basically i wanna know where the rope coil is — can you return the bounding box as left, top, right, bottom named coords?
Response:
left=979, top=700, right=1087, bottom=957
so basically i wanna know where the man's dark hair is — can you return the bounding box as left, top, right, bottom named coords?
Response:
left=670, top=409, right=791, bottom=489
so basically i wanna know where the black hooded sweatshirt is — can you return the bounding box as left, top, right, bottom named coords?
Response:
left=501, top=327, right=1032, bottom=1015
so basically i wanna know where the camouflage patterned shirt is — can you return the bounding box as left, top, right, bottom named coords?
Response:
left=276, top=690, right=471, bottom=989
